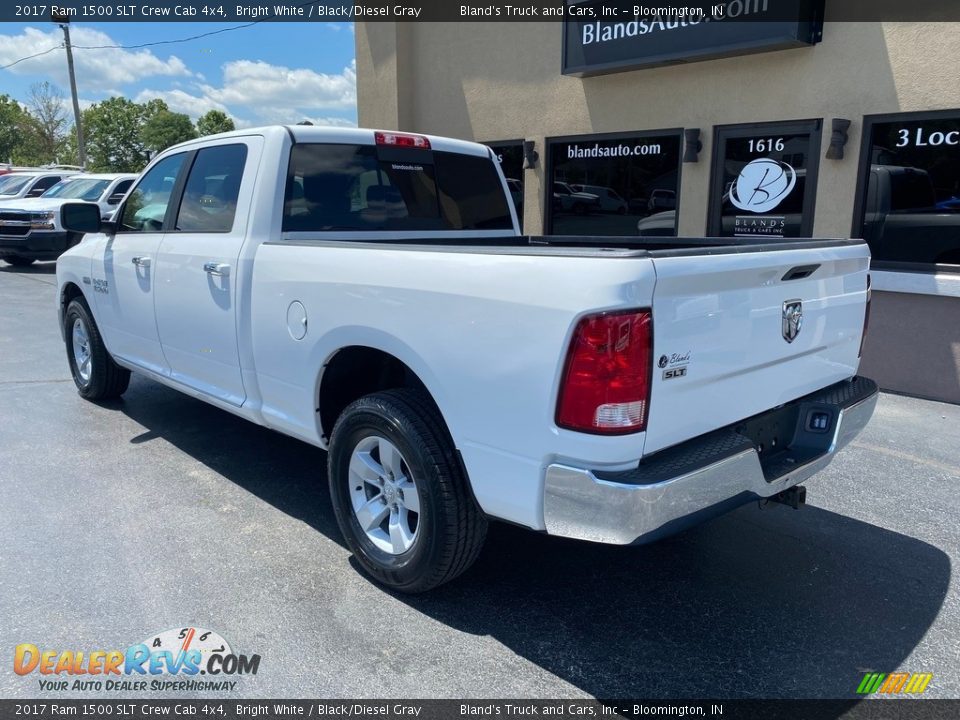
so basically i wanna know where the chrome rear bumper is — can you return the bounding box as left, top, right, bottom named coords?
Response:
left=543, top=377, right=879, bottom=545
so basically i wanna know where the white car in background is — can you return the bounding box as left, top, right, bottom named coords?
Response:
left=0, top=170, right=79, bottom=204
left=0, top=173, right=136, bottom=266
left=571, top=184, right=628, bottom=214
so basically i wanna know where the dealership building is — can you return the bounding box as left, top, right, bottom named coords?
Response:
left=355, top=10, right=960, bottom=404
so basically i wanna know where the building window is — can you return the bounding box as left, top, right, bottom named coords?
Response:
left=485, top=140, right=525, bottom=231
left=854, top=111, right=960, bottom=272
left=708, top=120, right=822, bottom=239
left=546, top=130, right=683, bottom=237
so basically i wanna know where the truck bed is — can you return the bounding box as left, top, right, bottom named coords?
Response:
left=270, top=235, right=866, bottom=258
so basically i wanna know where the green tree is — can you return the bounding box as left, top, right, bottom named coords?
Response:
left=56, top=130, right=79, bottom=167
left=82, top=97, right=152, bottom=172
left=0, top=95, right=35, bottom=165
left=141, top=109, right=196, bottom=154
left=196, top=109, right=236, bottom=137
left=26, top=82, right=69, bottom=163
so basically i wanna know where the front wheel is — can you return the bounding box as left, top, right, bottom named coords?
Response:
left=64, top=298, right=131, bottom=400
left=328, top=389, right=487, bottom=592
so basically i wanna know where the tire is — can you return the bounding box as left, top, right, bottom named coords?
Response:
left=64, top=298, right=131, bottom=400
left=573, top=202, right=586, bottom=215
left=328, top=388, right=487, bottom=592
left=1, top=255, right=35, bottom=266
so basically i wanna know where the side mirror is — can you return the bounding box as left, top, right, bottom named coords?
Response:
left=107, top=193, right=124, bottom=205
left=26, top=188, right=47, bottom=198
left=61, top=202, right=104, bottom=234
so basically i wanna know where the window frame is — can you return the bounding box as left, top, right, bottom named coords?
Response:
left=482, top=138, right=525, bottom=231
left=115, top=152, right=190, bottom=235
left=543, top=127, right=684, bottom=236
left=170, top=143, right=249, bottom=235
left=707, top=118, right=823, bottom=239
left=851, top=108, right=960, bottom=274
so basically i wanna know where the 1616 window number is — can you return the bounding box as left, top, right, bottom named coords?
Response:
left=748, top=138, right=786, bottom=153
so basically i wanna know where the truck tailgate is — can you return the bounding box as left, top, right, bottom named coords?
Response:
left=644, top=241, right=870, bottom=455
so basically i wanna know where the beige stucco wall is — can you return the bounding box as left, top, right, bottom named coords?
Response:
left=357, top=21, right=960, bottom=237
left=355, top=21, right=960, bottom=403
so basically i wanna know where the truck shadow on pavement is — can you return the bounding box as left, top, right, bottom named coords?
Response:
left=0, top=261, right=56, bottom=275
left=116, top=377, right=951, bottom=701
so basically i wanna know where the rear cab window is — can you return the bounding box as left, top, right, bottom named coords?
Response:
left=282, top=143, right=513, bottom=233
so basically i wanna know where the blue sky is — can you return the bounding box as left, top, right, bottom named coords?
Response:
left=0, top=22, right=357, bottom=127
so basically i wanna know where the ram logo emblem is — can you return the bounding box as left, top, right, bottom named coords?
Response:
left=782, top=300, right=803, bottom=343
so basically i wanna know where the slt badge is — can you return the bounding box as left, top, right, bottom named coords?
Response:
left=782, top=299, right=803, bottom=343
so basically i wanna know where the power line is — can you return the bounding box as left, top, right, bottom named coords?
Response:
left=70, top=22, right=260, bottom=50
left=0, top=20, right=265, bottom=71
left=0, top=45, right=63, bottom=70
left=0, top=2, right=323, bottom=74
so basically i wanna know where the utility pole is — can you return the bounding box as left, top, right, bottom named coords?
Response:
left=51, top=11, right=86, bottom=168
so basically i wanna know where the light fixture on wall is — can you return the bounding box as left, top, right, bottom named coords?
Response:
left=523, top=140, right=539, bottom=169
left=683, top=129, right=702, bottom=163
left=825, top=118, right=852, bottom=160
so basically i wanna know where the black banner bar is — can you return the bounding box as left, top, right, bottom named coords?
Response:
left=3, top=700, right=960, bottom=720
left=3, top=0, right=960, bottom=23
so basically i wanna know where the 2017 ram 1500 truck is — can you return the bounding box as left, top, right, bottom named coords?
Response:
left=56, top=126, right=877, bottom=592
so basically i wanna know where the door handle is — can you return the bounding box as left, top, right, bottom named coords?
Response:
left=204, top=262, right=230, bottom=277
left=131, top=256, right=151, bottom=268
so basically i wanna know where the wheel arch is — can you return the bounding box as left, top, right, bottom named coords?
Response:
left=317, top=344, right=450, bottom=446
left=58, top=281, right=89, bottom=340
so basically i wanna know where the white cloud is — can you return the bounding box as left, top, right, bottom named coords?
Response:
left=133, top=88, right=231, bottom=119
left=0, top=27, right=191, bottom=87
left=131, top=57, right=358, bottom=127
left=202, top=58, right=356, bottom=115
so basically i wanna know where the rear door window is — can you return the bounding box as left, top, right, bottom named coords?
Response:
left=283, top=144, right=512, bottom=232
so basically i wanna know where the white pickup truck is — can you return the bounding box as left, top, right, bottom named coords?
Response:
left=0, top=173, right=136, bottom=266
left=56, top=126, right=877, bottom=592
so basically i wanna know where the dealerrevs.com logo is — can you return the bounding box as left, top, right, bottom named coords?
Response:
left=14, top=627, right=261, bottom=693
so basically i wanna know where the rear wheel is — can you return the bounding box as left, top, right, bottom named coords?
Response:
left=1, top=255, right=35, bottom=267
left=64, top=298, right=131, bottom=400
left=328, top=388, right=487, bottom=592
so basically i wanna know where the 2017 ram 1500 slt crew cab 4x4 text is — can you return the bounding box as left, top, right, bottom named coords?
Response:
left=56, top=126, right=877, bottom=592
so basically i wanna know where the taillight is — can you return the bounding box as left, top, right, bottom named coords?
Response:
left=556, top=310, right=652, bottom=435
left=374, top=131, right=431, bottom=150
left=859, top=273, right=872, bottom=358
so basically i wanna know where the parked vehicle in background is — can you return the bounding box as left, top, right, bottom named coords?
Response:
left=647, top=189, right=677, bottom=212
left=572, top=184, right=627, bottom=214
left=0, top=170, right=79, bottom=204
left=0, top=174, right=135, bottom=266
left=57, top=125, right=875, bottom=593
left=636, top=210, right=677, bottom=237
left=862, top=165, right=960, bottom=266
left=553, top=181, right=600, bottom=215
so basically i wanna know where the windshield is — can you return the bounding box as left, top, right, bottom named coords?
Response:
left=42, top=178, right=111, bottom=201
left=0, top=175, right=33, bottom=195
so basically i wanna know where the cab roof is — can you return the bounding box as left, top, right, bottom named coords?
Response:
left=165, top=125, right=492, bottom=159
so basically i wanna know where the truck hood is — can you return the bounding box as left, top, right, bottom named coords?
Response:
left=0, top=197, right=69, bottom=212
